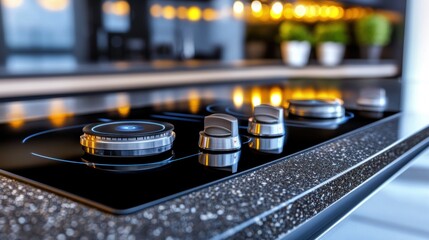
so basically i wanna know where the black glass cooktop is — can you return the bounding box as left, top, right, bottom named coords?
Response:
left=0, top=100, right=396, bottom=214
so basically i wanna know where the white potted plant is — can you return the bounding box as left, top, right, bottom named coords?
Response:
left=315, top=21, right=349, bottom=66
left=279, top=22, right=312, bottom=67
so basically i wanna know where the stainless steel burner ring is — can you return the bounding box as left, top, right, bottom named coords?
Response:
left=288, top=99, right=345, bottom=119
left=80, top=120, right=175, bottom=157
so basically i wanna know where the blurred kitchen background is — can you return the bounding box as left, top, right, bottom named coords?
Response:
left=0, top=0, right=405, bottom=74
left=2, top=0, right=429, bottom=239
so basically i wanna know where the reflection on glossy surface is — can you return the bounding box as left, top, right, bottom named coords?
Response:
left=233, top=87, right=244, bottom=108
left=116, top=93, right=131, bottom=117
left=249, top=136, right=285, bottom=154
left=251, top=87, right=262, bottom=107
left=81, top=151, right=174, bottom=172
left=199, top=151, right=240, bottom=173
left=270, top=87, right=282, bottom=107
left=188, top=90, right=200, bottom=114
left=7, top=102, right=25, bottom=129
left=49, top=99, right=72, bottom=127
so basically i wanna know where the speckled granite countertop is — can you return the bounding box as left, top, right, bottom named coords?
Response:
left=1, top=113, right=429, bottom=239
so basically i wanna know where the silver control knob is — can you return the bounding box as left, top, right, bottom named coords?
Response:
left=198, top=113, right=241, bottom=151
left=357, top=88, right=387, bottom=112
left=248, top=104, right=285, bottom=137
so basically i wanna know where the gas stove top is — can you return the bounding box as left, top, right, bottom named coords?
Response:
left=0, top=98, right=396, bottom=214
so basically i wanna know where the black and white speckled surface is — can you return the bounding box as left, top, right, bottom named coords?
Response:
left=1, top=114, right=429, bottom=239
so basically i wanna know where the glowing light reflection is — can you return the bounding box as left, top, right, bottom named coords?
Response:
left=270, top=87, right=283, bottom=106
left=233, top=87, right=244, bottom=108
left=116, top=93, right=130, bottom=117
left=251, top=88, right=262, bottom=107
left=49, top=99, right=71, bottom=127
left=7, top=102, right=25, bottom=129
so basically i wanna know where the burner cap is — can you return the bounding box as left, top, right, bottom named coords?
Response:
left=288, top=99, right=345, bottom=119
left=80, top=120, right=175, bottom=157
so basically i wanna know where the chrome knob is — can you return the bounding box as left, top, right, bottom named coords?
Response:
left=248, top=104, right=285, bottom=137
left=198, top=113, right=241, bottom=151
left=357, top=88, right=387, bottom=112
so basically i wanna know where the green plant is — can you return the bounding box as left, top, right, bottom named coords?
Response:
left=314, top=22, right=349, bottom=44
left=355, top=14, right=392, bottom=46
left=279, top=21, right=312, bottom=42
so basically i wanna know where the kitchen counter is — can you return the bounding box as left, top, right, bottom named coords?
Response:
left=1, top=79, right=428, bottom=239
left=1, top=112, right=428, bottom=239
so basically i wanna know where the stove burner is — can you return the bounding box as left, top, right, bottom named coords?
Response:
left=80, top=120, right=175, bottom=157
left=288, top=99, right=345, bottom=119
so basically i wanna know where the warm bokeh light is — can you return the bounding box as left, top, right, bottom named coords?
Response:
left=150, top=4, right=162, bottom=17
left=111, top=0, right=129, bottom=16
left=239, top=1, right=374, bottom=22
left=203, top=8, right=217, bottom=21
left=7, top=102, right=25, bottom=129
left=328, top=6, right=339, bottom=19
left=232, top=87, right=244, bottom=108
left=270, top=1, right=283, bottom=19
left=188, top=90, right=200, bottom=114
left=251, top=0, right=262, bottom=13
left=188, top=6, right=202, bottom=22
left=251, top=0, right=263, bottom=18
left=260, top=4, right=270, bottom=21
left=233, top=1, right=244, bottom=17
left=49, top=99, right=71, bottom=127
left=104, top=1, right=130, bottom=16
left=116, top=93, right=130, bottom=117
left=37, top=0, right=69, bottom=11
left=306, top=4, right=319, bottom=19
left=294, top=4, right=307, bottom=18
left=283, top=3, right=294, bottom=19
left=270, top=87, right=283, bottom=106
left=1, top=0, right=23, bottom=8
left=162, top=5, right=176, bottom=20
left=251, top=88, right=262, bottom=107
left=177, top=6, right=187, bottom=20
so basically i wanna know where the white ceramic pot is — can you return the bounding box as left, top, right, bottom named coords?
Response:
left=281, top=41, right=311, bottom=67
left=317, top=42, right=345, bottom=66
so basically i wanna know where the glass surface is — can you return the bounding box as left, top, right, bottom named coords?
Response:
left=0, top=97, right=397, bottom=214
